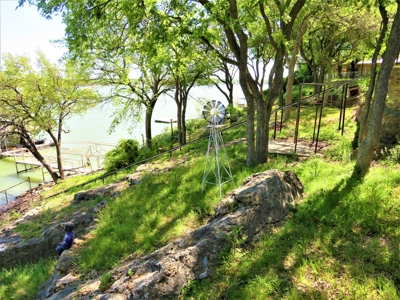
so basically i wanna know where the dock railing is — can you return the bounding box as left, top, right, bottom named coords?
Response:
left=1, top=75, right=368, bottom=211
left=0, top=178, right=33, bottom=206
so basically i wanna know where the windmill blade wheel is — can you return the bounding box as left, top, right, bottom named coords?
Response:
left=202, top=100, right=226, bottom=125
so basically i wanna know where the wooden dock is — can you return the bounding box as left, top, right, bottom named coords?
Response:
left=1, top=148, right=100, bottom=180
left=15, top=159, right=87, bottom=177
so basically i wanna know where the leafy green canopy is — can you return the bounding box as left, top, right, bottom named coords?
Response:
left=0, top=51, right=100, bottom=181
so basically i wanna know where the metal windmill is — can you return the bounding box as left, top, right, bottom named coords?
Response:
left=201, top=100, right=233, bottom=198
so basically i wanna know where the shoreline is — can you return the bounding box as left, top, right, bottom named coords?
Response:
left=0, top=181, right=54, bottom=219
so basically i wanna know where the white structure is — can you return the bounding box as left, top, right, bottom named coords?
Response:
left=201, top=101, right=233, bottom=198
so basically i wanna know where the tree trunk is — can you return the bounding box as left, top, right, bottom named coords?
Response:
left=41, top=129, right=63, bottom=181
left=255, top=99, right=270, bottom=163
left=21, top=130, right=60, bottom=183
left=357, top=4, right=389, bottom=148
left=324, top=64, right=333, bottom=107
left=55, top=141, right=65, bottom=180
left=354, top=2, right=400, bottom=177
left=255, top=49, right=285, bottom=162
left=144, top=109, right=153, bottom=149
left=145, top=98, right=157, bottom=149
left=238, top=65, right=258, bottom=166
left=175, top=89, right=188, bottom=146
left=316, top=66, right=325, bottom=94
left=175, top=93, right=182, bottom=145
left=181, top=94, right=187, bottom=145
left=54, top=122, right=65, bottom=180
left=285, top=23, right=307, bottom=120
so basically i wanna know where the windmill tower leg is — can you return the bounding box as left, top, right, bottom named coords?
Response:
left=202, top=126, right=233, bottom=198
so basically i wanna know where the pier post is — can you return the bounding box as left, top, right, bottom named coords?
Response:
left=14, top=151, right=18, bottom=174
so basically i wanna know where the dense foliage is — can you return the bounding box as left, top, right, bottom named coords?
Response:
left=0, top=52, right=100, bottom=182
left=103, top=139, right=141, bottom=172
left=1, top=103, right=400, bottom=299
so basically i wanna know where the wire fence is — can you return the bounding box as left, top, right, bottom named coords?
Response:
left=1, top=75, right=368, bottom=213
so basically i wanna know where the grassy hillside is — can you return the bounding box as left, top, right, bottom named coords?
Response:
left=1, top=105, right=399, bottom=299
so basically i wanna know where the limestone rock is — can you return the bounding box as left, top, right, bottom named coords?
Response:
left=0, top=201, right=106, bottom=270
left=125, top=173, right=142, bottom=186
left=55, top=169, right=303, bottom=300
left=380, top=108, right=400, bottom=144
left=36, top=248, right=82, bottom=300
left=73, top=182, right=127, bottom=203
left=56, top=249, right=77, bottom=274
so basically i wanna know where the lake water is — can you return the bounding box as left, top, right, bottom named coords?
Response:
left=0, top=85, right=245, bottom=205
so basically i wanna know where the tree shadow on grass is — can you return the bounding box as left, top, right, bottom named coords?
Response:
left=78, top=158, right=229, bottom=272
left=203, top=173, right=400, bottom=299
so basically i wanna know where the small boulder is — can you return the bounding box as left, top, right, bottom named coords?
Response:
left=56, top=249, right=76, bottom=274
left=73, top=183, right=127, bottom=203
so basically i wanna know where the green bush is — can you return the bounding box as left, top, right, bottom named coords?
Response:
left=137, top=145, right=157, bottom=161
left=104, top=139, right=140, bottom=172
left=287, top=85, right=314, bottom=104
left=226, top=104, right=243, bottom=123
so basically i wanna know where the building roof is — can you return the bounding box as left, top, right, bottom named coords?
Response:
left=357, top=58, right=400, bottom=65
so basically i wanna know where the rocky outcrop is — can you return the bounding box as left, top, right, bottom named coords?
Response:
left=0, top=201, right=106, bottom=270
left=0, top=160, right=186, bottom=270
left=37, top=169, right=303, bottom=300
left=381, top=66, right=400, bottom=144
left=73, top=183, right=127, bottom=203
left=35, top=247, right=81, bottom=300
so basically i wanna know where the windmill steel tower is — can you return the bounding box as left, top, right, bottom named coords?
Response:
left=201, top=100, right=233, bottom=198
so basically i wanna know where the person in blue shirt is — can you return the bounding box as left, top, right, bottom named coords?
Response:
left=56, top=222, right=75, bottom=258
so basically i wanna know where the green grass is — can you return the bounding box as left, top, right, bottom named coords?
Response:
left=0, top=259, right=55, bottom=300
left=1, top=104, right=399, bottom=299
left=179, top=163, right=400, bottom=299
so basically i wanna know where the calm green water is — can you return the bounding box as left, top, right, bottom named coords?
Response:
left=0, top=85, right=244, bottom=206
left=0, top=157, right=50, bottom=206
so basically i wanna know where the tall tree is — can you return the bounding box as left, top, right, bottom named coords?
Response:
left=65, top=1, right=173, bottom=149
left=94, top=51, right=172, bottom=149
left=154, top=5, right=216, bottom=145
left=194, top=0, right=307, bottom=165
left=0, top=52, right=100, bottom=182
left=19, top=0, right=175, bottom=149
left=210, top=38, right=238, bottom=106
left=299, top=2, right=378, bottom=98
left=357, top=0, right=391, bottom=148
left=354, top=0, right=400, bottom=176
left=22, top=0, right=307, bottom=166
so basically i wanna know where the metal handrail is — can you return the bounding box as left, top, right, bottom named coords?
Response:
left=0, top=178, right=32, bottom=205
left=2, top=75, right=369, bottom=207
left=46, top=75, right=369, bottom=199
left=270, top=74, right=369, bottom=153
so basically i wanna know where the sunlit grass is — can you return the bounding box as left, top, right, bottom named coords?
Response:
left=181, top=163, right=400, bottom=299
left=0, top=259, right=55, bottom=300
left=2, top=101, right=400, bottom=299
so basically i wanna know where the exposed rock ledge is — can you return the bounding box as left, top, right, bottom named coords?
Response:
left=37, top=169, right=303, bottom=300
left=0, top=161, right=186, bottom=270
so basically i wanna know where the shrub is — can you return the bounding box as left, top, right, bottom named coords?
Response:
left=103, top=139, right=140, bottom=172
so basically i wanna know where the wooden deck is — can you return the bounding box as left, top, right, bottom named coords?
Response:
left=15, top=159, right=86, bottom=173
left=1, top=147, right=100, bottom=180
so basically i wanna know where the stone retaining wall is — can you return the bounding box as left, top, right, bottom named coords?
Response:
left=388, top=66, right=400, bottom=108
left=381, top=66, right=400, bottom=144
